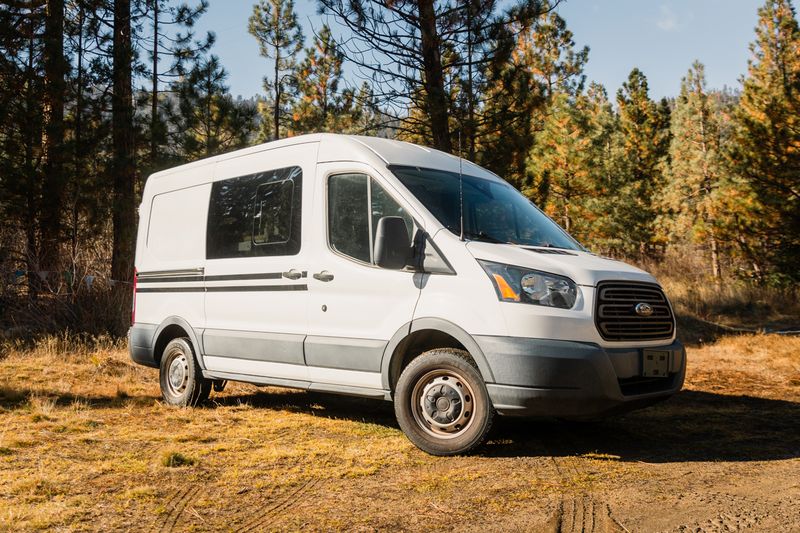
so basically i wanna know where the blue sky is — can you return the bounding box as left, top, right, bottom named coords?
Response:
left=192, top=0, right=775, bottom=101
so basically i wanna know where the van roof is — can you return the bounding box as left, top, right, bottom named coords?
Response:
left=147, top=133, right=498, bottom=182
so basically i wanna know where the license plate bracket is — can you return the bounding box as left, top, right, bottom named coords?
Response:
left=642, top=349, right=670, bottom=378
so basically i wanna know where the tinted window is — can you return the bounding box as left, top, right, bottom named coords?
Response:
left=207, top=166, right=302, bottom=259
left=328, top=173, right=414, bottom=264
left=390, top=165, right=582, bottom=250
left=328, top=173, right=371, bottom=263
left=371, top=178, right=413, bottom=242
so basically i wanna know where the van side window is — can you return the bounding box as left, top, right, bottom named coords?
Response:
left=328, top=173, right=371, bottom=263
left=328, top=173, right=413, bottom=265
left=207, top=166, right=302, bottom=259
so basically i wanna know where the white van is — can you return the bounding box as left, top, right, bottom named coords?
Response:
left=129, top=134, right=685, bottom=455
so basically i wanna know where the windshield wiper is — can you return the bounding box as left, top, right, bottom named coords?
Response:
left=465, top=231, right=517, bottom=245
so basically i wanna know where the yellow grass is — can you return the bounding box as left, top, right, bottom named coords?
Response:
left=0, top=334, right=798, bottom=531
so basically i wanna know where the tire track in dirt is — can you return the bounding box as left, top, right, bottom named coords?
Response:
left=158, top=485, right=202, bottom=533
left=545, top=451, right=627, bottom=533
left=237, top=477, right=323, bottom=533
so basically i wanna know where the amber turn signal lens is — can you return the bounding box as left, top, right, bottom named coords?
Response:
left=492, top=273, right=520, bottom=302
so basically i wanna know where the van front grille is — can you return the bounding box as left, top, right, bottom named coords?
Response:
left=595, top=282, right=675, bottom=341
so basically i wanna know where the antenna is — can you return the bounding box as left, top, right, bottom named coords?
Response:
left=458, top=129, right=465, bottom=242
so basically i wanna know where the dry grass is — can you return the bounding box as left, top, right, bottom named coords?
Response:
left=0, top=333, right=799, bottom=531
left=636, top=254, right=800, bottom=345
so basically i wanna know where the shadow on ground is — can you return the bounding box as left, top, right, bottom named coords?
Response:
left=4, top=383, right=798, bottom=463
left=214, top=388, right=800, bottom=463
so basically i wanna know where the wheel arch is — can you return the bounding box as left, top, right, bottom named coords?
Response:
left=152, top=316, right=205, bottom=370
left=380, top=317, right=495, bottom=391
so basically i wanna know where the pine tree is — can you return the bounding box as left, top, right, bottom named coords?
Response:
left=0, top=3, right=47, bottom=295
left=142, top=0, right=214, bottom=169
left=248, top=0, right=303, bottom=141
left=111, top=0, right=137, bottom=285
left=662, top=62, right=733, bottom=279
left=167, top=55, right=258, bottom=159
left=291, top=25, right=345, bottom=134
left=731, top=0, right=800, bottom=282
left=612, top=68, right=670, bottom=257
left=41, top=0, right=67, bottom=276
left=481, top=6, right=587, bottom=189
left=526, top=92, right=593, bottom=238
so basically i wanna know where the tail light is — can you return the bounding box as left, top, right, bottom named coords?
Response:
left=131, top=268, right=137, bottom=325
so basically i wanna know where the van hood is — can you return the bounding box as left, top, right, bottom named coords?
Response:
left=465, top=242, right=658, bottom=287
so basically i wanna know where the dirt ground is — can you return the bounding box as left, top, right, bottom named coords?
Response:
left=1, top=334, right=799, bottom=532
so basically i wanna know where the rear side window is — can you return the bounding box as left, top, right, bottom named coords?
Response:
left=207, top=166, right=302, bottom=259
left=328, top=173, right=413, bottom=265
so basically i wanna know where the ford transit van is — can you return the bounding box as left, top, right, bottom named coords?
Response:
left=129, top=134, right=685, bottom=455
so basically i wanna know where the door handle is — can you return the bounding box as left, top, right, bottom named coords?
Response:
left=313, top=270, right=334, bottom=282
left=282, top=269, right=302, bottom=280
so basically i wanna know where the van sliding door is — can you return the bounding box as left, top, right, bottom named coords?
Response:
left=201, top=142, right=316, bottom=381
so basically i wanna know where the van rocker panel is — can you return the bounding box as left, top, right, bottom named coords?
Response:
left=202, top=329, right=305, bottom=365
left=475, top=336, right=686, bottom=417
left=304, top=336, right=387, bottom=372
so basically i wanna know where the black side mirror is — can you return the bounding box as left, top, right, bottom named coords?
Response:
left=374, top=216, right=411, bottom=270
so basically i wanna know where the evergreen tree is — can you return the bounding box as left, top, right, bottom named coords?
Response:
left=41, top=0, right=67, bottom=276
left=167, top=55, right=258, bottom=159
left=141, top=0, right=214, bottom=169
left=319, top=0, right=554, bottom=154
left=111, top=0, right=137, bottom=286
left=481, top=6, right=587, bottom=189
left=248, top=0, right=304, bottom=141
left=0, top=3, right=47, bottom=295
left=662, top=62, right=735, bottom=280
left=526, top=92, right=593, bottom=238
left=612, top=68, right=669, bottom=257
left=731, top=0, right=800, bottom=281
left=291, top=25, right=345, bottom=134
left=580, top=82, right=621, bottom=252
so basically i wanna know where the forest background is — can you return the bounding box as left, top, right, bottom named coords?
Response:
left=1, top=0, right=798, bottom=336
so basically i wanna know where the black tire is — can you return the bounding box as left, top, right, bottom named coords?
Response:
left=159, top=337, right=211, bottom=407
left=394, top=348, right=494, bottom=456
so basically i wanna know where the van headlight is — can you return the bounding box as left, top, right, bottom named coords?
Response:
left=478, top=260, right=578, bottom=309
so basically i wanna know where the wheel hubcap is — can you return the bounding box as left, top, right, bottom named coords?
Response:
left=412, top=370, right=476, bottom=439
left=167, top=353, right=189, bottom=396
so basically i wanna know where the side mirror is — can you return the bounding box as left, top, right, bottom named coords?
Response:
left=374, top=216, right=411, bottom=270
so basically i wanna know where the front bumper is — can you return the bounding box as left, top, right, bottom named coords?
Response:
left=476, top=336, right=686, bottom=418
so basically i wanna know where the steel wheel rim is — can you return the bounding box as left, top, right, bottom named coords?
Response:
left=411, top=368, right=477, bottom=440
left=166, top=350, right=189, bottom=397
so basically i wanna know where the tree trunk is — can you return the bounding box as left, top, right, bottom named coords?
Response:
left=71, top=0, right=86, bottom=297
left=25, top=24, right=39, bottom=299
left=274, top=48, right=281, bottom=140
left=465, top=0, right=475, bottom=160
left=41, top=0, right=66, bottom=280
left=112, top=0, right=137, bottom=285
left=150, top=0, right=159, bottom=164
left=709, top=228, right=721, bottom=281
left=418, top=0, right=452, bottom=153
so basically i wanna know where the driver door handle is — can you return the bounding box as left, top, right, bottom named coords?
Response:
left=313, top=270, right=334, bottom=282
left=282, top=269, right=302, bottom=280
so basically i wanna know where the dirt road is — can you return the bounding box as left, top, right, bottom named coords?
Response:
left=1, top=334, right=799, bottom=531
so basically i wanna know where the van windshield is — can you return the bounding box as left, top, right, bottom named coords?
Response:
left=390, top=165, right=583, bottom=250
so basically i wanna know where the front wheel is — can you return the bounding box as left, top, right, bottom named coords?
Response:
left=159, top=337, right=211, bottom=407
left=394, top=348, right=494, bottom=456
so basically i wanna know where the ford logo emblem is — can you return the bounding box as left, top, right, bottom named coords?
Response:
left=635, top=303, right=654, bottom=317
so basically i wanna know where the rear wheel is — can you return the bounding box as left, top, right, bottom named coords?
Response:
left=394, top=348, right=494, bottom=456
left=159, top=337, right=211, bottom=407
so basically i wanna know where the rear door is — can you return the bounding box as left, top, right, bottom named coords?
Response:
left=201, top=143, right=316, bottom=380
left=304, top=162, right=423, bottom=389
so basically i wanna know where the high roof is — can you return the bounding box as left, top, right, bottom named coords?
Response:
left=148, top=133, right=499, bottom=182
